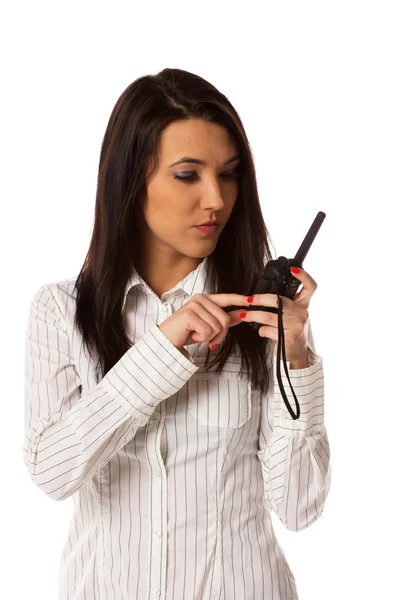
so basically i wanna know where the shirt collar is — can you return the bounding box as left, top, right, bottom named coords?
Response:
left=122, top=255, right=213, bottom=312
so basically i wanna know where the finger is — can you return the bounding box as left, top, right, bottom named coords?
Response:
left=243, top=293, right=282, bottom=307
left=240, top=306, right=307, bottom=327
left=245, top=293, right=305, bottom=313
left=240, top=310, right=279, bottom=327
left=290, top=267, right=318, bottom=305
left=188, top=302, right=225, bottom=342
left=196, top=295, right=248, bottom=329
left=258, top=324, right=279, bottom=340
left=189, top=302, right=244, bottom=345
left=202, top=293, right=251, bottom=308
left=185, top=297, right=247, bottom=348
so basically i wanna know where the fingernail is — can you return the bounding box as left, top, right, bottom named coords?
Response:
left=290, top=267, right=301, bottom=274
left=247, top=296, right=254, bottom=303
left=240, top=312, right=247, bottom=318
left=210, top=344, right=218, bottom=350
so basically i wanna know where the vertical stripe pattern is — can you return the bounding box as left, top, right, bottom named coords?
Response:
left=23, top=256, right=331, bottom=599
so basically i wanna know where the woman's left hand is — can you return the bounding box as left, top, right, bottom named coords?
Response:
left=240, top=267, right=318, bottom=364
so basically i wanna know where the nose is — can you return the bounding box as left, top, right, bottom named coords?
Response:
left=200, top=180, right=229, bottom=211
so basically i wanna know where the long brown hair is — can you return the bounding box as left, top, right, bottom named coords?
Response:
left=73, top=68, right=275, bottom=397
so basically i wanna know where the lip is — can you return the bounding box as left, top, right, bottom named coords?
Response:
left=196, top=221, right=222, bottom=226
left=193, top=223, right=221, bottom=234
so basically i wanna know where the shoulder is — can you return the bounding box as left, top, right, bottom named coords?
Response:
left=29, top=275, right=79, bottom=325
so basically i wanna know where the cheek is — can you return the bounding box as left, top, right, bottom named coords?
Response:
left=146, top=198, right=176, bottom=225
left=147, top=204, right=189, bottom=239
left=145, top=182, right=195, bottom=234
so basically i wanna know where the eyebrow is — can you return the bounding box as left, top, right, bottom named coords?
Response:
left=168, top=154, right=240, bottom=168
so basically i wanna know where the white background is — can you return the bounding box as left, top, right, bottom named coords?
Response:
left=2, top=1, right=399, bottom=598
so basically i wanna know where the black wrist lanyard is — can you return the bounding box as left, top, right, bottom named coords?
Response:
left=275, top=294, right=301, bottom=420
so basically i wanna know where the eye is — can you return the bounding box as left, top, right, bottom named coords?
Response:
left=173, top=168, right=242, bottom=183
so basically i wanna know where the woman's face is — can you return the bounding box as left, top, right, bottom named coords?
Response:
left=139, top=118, right=241, bottom=261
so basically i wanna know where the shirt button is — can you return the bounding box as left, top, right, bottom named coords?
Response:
left=152, top=590, right=161, bottom=597
left=154, top=470, right=161, bottom=477
left=154, top=530, right=161, bottom=537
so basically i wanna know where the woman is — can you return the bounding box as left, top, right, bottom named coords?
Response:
left=23, top=68, right=331, bottom=600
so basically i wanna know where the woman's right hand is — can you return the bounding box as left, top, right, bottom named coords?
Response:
left=158, top=293, right=250, bottom=351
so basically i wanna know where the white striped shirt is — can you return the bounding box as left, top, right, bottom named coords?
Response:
left=23, top=256, right=331, bottom=600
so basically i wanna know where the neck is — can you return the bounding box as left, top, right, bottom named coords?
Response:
left=135, top=254, right=205, bottom=299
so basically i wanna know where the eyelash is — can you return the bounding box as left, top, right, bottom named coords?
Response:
left=173, top=169, right=242, bottom=183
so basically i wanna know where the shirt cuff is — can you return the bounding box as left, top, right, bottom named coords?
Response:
left=272, top=345, right=325, bottom=436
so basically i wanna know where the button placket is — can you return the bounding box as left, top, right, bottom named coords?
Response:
left=147, top=414, right=164, bottom=598
left=158, top=301, right=172, bottom=325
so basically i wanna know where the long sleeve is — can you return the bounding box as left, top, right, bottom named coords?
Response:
left=23, top=284, right=199, bottom=502
left=257, top=318, right=332, bottom=531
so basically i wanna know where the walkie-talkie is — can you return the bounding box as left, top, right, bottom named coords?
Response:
left=246, top=210, right=326, bottom=327
left=224, top=211, right=326, bottom=419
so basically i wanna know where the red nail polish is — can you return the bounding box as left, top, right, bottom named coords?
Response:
left=290, top=267, right=301, bottom=274
left=240, top=312, right=247, bottom=318
left=210, top=344, right=218, bottom=350
left=247, top=296, right=254, bottom=303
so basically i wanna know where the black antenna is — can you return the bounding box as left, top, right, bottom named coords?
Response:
left=293, top=211, right=326, bottom=265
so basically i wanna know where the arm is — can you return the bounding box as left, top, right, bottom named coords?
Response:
left=257, top=319, right=332, bottom=531
left=23, top=284, right=199, bottom=502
